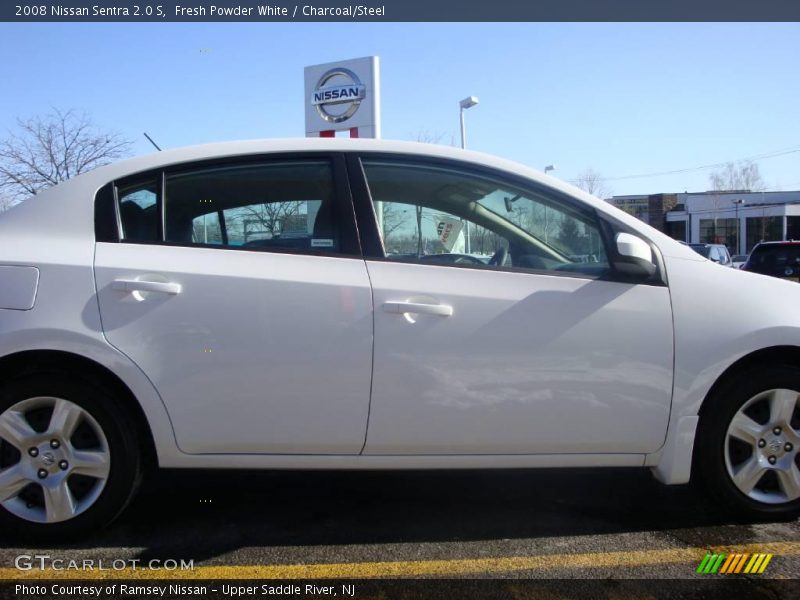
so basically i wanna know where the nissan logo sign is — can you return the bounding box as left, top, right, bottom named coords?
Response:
left=311, top=67, right=366, bottom=124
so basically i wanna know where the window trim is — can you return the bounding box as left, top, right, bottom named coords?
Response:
left=112, top=183, right=122, bottom=241
left=99, top=152, right=363, bottom=260
left=346, top=152, right=663, bottom=285
left=159, top=170, right=166, bottom=242
left=93, top=182, right=117, bottom=243
left=111, top=168, right=163, bottom=244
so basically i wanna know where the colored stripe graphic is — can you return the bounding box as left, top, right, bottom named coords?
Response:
left=698, top=553, right=725, bottom=574
left=711, top=552, right=774, bottom=575
left=734, top=553, right=749, bottom=573
left=711, top=554, right=726, bottom=573
left=720, top=554, right=742, bottom=574
left=703, top=554, right=719, bottom=574
left=757, top=554, right=773, bottom=573
left=744, top=554, right=760, bottom=573
left=696, top=553, right=711, bottom=573
left=719, top=554, right=736, bottom=573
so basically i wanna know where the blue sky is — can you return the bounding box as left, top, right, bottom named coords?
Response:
left=1, top=22, right=798, bottom=196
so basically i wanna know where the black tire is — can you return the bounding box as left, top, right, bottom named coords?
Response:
left=694, top=364, right=800, bottom=519
left=0, top=372, right=142, bottom=540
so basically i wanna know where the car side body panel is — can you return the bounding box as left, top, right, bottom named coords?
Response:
left=94, top=243, right=374, bottom=455
left=363, top=260, right=674, bottom=455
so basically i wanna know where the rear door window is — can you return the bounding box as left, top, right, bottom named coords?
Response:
left=164, top=161, right=340, bottom=254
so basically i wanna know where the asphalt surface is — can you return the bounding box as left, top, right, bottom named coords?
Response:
left=1, top=468, right=798, bottom=588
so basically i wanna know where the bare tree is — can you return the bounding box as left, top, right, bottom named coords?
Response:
left=0, top=109, right=132, bottom=202
left=707, top=192, right=724, bottom=244
left=225, top=201, right=303, bottom=242
left=709, top=160, right=766, bottom=192
left=379, top=203, right=408, bottom=239
left=0, top=193, right=13, bottom=212
left=413, top=130, right=456, bottom=146
left=574, top=168, right=612, bottom=199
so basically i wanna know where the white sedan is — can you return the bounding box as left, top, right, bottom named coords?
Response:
left=0, top=139, right=798, bottom=539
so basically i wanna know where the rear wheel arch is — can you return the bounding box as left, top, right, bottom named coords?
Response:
left=0, top=350, right=157, bottom=471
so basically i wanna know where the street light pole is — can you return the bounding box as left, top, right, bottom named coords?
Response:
left=458, top=96, right=479, bottom=253
left=733, top=199, right=745, bottom=255
left=543, top=165, right=555, bottom=243
left=459, top=96, right=478, bottom=150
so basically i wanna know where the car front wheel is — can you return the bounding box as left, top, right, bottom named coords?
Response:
left=0, top=373, right=142, bottom=539
left=696, top=365, right=800, bottom=518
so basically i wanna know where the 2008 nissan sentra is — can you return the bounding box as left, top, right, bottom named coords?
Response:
left=0, top=138, right=798, bottom=539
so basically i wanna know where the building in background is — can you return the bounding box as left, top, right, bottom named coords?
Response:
left=609, top=194, right=678, bottom=233
left=610, top=190, right=800, bottom=255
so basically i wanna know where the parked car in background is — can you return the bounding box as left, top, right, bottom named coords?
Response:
left=743, top=241, right=800, bottom=281
left=687, top=243, right=734, bottom=267
left=1, top=138, right=800, bottom=540
left=731, top=255, right=748, bottom=269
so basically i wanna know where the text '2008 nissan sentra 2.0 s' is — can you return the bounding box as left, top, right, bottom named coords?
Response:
left=0, top=138, right=799, bottom=539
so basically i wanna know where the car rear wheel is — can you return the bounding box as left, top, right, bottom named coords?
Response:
left=0, top=374, right=142, bottom=539
left=695, top=365, right=800, bottom=518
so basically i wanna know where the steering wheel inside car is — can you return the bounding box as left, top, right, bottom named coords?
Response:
left=419, top=254, right=487, bottom=266
left=489, top=246, right=508, bottom=267
left=454, top=255, right=486, bottom=265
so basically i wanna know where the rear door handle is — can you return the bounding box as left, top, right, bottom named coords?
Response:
left=113, top=279, right=182, bottom=295
left=383, top=301, right=453, bottom=317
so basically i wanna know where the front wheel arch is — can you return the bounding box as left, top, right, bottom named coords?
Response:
left=698, top=346, right=800, bottom=423
left=693, top=361, right=800, bottom=517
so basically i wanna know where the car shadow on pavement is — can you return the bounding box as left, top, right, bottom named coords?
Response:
left=1, top=467, right=783, bottom=562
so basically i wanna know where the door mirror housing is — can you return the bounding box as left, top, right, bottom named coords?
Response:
left=613, top=233, right=657, bottom=279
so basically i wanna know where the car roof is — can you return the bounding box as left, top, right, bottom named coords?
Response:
left=754, top=240, right=800, bottom=246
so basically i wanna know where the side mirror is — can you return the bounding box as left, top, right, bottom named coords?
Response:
left=614, top=233, right=656, bottom=279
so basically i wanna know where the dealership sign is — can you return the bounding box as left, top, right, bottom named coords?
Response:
left=304, top=56, right=381, bottom=138
left=311, top=68, right=366, bottom=123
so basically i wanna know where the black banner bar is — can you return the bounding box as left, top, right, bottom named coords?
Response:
left=2, top=1, right=800, bottom=22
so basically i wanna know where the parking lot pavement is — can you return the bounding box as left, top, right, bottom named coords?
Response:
left=0, top=468, right=798, bottom=582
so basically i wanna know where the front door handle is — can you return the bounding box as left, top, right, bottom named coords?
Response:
left=383, top=301, right=453, bottom=317
left=113, top=279, right=182, bottom=295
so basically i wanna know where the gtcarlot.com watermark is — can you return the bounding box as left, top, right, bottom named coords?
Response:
left=14, top=554, right=195, bottom=571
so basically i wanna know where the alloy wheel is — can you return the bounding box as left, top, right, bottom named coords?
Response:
left=724, top=388, right=800, bottom=504
left=0, top=397, right=111, bottom=523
